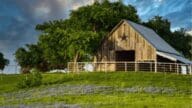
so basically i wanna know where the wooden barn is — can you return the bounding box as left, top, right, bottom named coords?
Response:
left=93, top=20, right=192, bottom=74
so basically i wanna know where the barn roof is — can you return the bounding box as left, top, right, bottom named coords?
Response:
left=157, top=51, right=192, bottom=64
left=126, top=20, right=181, bottom=56
left=126, top=20, right=192, bottom=64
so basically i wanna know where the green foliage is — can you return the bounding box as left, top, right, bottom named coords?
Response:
left=15, top=45, right=48, bottom=73
left=171, top=29, right=192, bottom=59
left=0, top=52, right=9, bottom=70
left=69, top=1, right=140, bottom=32
left=17, top=69, right=42, bottom=88
left=16, top=1, right=140, bottom=70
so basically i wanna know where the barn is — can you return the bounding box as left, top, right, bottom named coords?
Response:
left=93, top=20, right=192, bottom=74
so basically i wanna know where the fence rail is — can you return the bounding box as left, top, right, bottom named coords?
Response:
left=68, top=62, right=192, bottom=75
left=0, top=65, right=20, bottom=74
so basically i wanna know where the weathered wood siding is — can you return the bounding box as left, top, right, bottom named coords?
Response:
left=96, top=21, right=156, bottom=62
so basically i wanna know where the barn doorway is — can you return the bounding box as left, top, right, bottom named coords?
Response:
left=116, top=50, right=135, bottom=61
left=115, top=50, right=135, bottom=71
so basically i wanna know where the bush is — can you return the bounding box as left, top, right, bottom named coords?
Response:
left=17, top=69, right=42, bottom=88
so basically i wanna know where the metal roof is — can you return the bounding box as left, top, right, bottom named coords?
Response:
left=157, top=51, right=192, bottom=64
left=126, top=20, right=192, bottom=64
left=126, top=20, right=182, bottom=56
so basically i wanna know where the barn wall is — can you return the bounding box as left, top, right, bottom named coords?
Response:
left=97, top=21, right=156, bottom=62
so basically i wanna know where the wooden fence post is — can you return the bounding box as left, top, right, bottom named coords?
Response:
left=150, top=62, right=152, bottom=72
left=76, top=62, right=79, bottom=73
left=189, top=65, right=192, bottom=75
left=125, top=62, right=127, bottom=72
left=155, top=62, right=157, bottom=73
left=135, top=61, right=137, bottom=72
left=67, top=62, right=70, bottom=73
left=105, top=62, right=107, bottom=73
left=176, top=64, right=179, bottom=74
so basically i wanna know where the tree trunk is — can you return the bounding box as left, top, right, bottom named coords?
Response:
left=73, top=53, right=79, bottom=72
left=93, top=23, right=96, bottom=32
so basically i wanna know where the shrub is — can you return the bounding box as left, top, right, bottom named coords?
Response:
left=17, top=69, right=42, bottom=88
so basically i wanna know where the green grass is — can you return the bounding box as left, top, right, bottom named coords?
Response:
left=1, top=94, right=191, bottom=108
left=42, top=72, right=191, bottom=88
left=0, top=72, right=192, bottom=107
left=0, top=74, right=22, bottom=93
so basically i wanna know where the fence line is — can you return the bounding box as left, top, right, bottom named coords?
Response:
left=0, top=65, right=20, bottom=74
left=68, top=62, right=192, bottom=75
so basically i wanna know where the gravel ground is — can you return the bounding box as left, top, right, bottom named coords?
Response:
left=0, top=84, right=187, bottom=107
left=1, top=103, right=81, bottom=108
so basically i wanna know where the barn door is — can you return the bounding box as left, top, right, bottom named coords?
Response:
left=115, top=50, right=135, bottom=71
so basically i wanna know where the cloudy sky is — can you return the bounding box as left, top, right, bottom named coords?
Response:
left=0, top=0, right=191, bottom=73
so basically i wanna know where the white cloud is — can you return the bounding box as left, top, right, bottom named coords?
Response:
left=35, top=6, right=51, bottom=17
left=186, top=30, right=192, bottom=36
left=154, top=0, right=164, bottom=3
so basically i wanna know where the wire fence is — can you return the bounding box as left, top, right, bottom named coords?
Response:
left=68, top=62, right=192, bottom=75
left=1, top=62, right=192, bottom=75
left=0, top=65, right=20, bottom=74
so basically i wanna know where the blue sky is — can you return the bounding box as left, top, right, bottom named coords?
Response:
left=0, top=0, right=191, bottom=73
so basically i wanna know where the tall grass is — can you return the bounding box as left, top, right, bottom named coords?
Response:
left=0, top=72, right=191, bottom=107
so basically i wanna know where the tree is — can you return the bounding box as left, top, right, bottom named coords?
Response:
left=171, top=29, right=192, bottom=59
left=34, top=0, right=140, bottom=68
left=144, top=16, right=172, bottom=43
left=0, top=52, right=9, bottom=70
left=69, top=1, right=140, bottom=32
left=15, top=45, right=48, bottom=73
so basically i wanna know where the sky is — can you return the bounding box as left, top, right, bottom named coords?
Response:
left=0, top=0, right=191, bottom=73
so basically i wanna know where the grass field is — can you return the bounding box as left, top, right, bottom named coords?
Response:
left=0, top=72, right=191, bottom=108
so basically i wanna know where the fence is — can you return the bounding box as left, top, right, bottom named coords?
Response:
left=68, top=62, right=192, bottom=75
left=0, top=65, right=20, bottom=74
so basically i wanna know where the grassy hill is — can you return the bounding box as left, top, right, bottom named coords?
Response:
left=0, top=72, right=191, bottom=108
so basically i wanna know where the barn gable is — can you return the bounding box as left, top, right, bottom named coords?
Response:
left=97, top=20, right=156, bottom=62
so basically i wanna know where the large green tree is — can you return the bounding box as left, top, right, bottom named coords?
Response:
left=15, top=44, right=48, bottom=73
left=33, top=1, right=140, bottom=69
left=171, top=29, right=192, bottom=59
left=0, top=52, right=9, bottom=70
